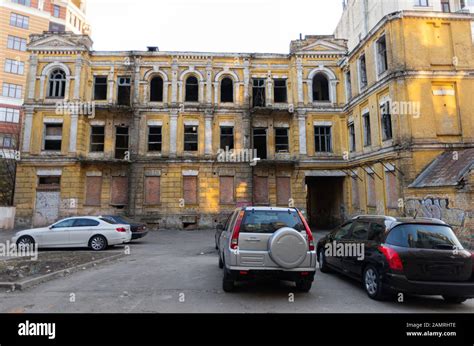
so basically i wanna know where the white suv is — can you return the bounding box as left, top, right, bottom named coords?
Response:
left=216, top=207, right=317, bottom=292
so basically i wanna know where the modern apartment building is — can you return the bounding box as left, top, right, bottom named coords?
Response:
left=335, top=0, right=474, bottom=50
left=13, top=10, right=474, bottom=247
left=0, top=0, right=89, bottom=205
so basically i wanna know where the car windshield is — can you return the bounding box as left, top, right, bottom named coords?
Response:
left=386, top=224, right=463, bottom=250
left=240, top=210, right=304, bottom=234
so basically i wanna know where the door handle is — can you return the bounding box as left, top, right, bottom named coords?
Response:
left=245, top=237, right=261, bottom=242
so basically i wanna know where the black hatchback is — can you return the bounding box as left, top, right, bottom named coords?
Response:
left=317, top=215, right=474, bottom=303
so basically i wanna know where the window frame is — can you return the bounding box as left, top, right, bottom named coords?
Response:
left=314, top=125, right=332, bottom=153
left=275, top=127, right=289, bottom=153
left=147, top=125, right=163, bottom=152
left=184, top=125, right=198, bottom=152
left=43, top=123, right=63, bottom=151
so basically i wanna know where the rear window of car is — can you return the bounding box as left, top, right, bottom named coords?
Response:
left=100, top=217, right=117, bottom=224
left=240, top=210, right=304, bottom=234
left=385, top=224, right=463, bottom=250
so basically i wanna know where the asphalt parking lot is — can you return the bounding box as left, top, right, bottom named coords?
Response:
left=0, top=229, right=473, bottom=313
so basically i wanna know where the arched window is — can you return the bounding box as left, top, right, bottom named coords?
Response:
left=312, top=73, right=330, bottom=102
left=220, top=77, right=234, bottom=103
left=150, top=76, right=163, bottom=102
left=185, top=76, right=199, bottom=102
left=48, top=69, right=66, bottom=98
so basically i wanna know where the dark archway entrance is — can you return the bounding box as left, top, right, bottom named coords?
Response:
left=306, top=177, right=344, bottom=230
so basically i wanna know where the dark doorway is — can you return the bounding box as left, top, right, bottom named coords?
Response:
left=306, top=177, right=345, bottom=230
left=253, top=128, right=267, bottom=159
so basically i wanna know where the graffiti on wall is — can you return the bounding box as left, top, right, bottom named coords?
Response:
left=405, top=197, right=466, bottom=227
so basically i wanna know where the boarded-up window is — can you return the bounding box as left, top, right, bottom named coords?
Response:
left=219, top=177, right=235, bottom=204
left=111, top=176, right=128, bottom=205
left=276, top=177, right=291, bottom=206
left=431, top=84, right=460, bottom=136
left=385, top=173, right=399, bottom=209
left=366, top=173, right=376, bottom=207
left=253, top=176, right=269, bottom=205
left=183, top=176, right=198, bottom=204
left=85, top=176, right=102, bottom=206
left=351, top=177, right=360, bottom=209
left=144, top=176, right=160, bottom=205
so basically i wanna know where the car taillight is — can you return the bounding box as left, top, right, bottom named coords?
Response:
left=379, top=245, right=403, bottom=272
left=116, top=227, right=126, bottom=233
left=230, top=210, right=245, bottom=250
left=297, top=209, right=315, bottom=251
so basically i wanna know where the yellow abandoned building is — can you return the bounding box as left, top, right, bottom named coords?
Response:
left=14, top=10, right=474, bottom=247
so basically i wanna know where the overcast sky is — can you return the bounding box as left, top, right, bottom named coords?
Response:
left=86, top=0, right=343, bottom=53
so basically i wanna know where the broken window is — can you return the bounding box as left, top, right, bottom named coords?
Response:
left=380, top=101, right=393, bottom=141
left=220, top=77, right=233, bottom=103
left=115, top=126, right=129, bottom=159
left=276, top=177, right=291, bottom=206
left=253, top=176, right=269, bottom=205
left=148, top=126, right=162, bottom=152
left=273, top=79, right=287, bottom=103
left=85, top=176, right=102, bottom=206
left=314, top=126, right=332, bottom=153
left=312, top=74, right=330, bottom=102
left=90, top=126, right=105, bottom=152
left=184, top=125, right=198, bottom=151
left=185, top=76, right=199, bottom=102
left=220, top=126, right=234, bottom=150
left=111, top=176, right=128, bottom=205
left=48, top=69, right=66, bottom=98
left=253, top=128, right=267, bottom=159
left=93, top=76, right=107, bottom=100
left=219, top=176, right=235, bottom=204
left=144, top=176, right=161, bottom=205
left=376, top=35, right=388, bottom=75
left=150, top=76, right=163, bottom=102
left=43, top=123, right=62, bottom=151
left=252, top=79, right=266, bottom=107
left=183, top=176, right=198, bottom=204
left=117, top=77, right=131, bottom=106
left=362, top=112, right=371, bottom=146
left=358, top=54, right=368, bottom=89
left=275, top=128, right=289, bottom=153
left=38, top=176, right=60, bottom=189
left=345, top=71, right=352, bottom=101
left=348, top=122, right=356, bottom=152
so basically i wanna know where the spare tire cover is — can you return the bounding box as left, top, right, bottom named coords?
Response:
left=269, top=227, right=308, bottom=269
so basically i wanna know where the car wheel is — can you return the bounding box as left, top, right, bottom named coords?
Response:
left=442, top=296, right=467, bottom=304
left=222, top=268, right=234, bottom=292
left=318, top=248, right=331, bottom=273
left=17, top=236, right=35, bottom=249
left=295, top=279, right=312, bottom=292
left=218, top=254, right=224, bottom=269
left=363, top=265, right=385, bottom=300
left=89, top=235, right=107, bottom=251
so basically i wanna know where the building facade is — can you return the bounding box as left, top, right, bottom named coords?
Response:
left=14, top=10, right=474, bottom=247
left=0, top=0, right=89, bottom=205
left=335, top=0, right=474, bottom=50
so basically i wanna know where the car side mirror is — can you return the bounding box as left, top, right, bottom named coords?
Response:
left=49, top=226, right=53, bottom=229
left=216, top=224, right=224, bottom=231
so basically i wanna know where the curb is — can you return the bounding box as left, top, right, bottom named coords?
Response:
left=0, top=252, right=126, bottom=291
